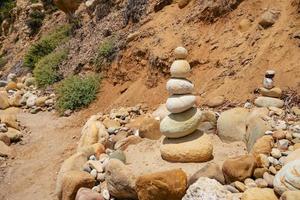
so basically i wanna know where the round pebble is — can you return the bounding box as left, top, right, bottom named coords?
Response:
left=255, top=178, right=268, bottom=188
left=244, top=178, right=256, bottom=188
left=174, top=47, right=188, bottom=59
left=271, top=148, right=281, bottom=159
left=90, top=169, right=97, bottom=178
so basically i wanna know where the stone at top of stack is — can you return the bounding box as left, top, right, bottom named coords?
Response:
left=254, top=70, right=284, bottom=108
left=160, top=47, right=202, bottom=139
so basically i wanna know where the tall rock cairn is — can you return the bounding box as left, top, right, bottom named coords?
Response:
left=160, top=47, right=202, bottom=138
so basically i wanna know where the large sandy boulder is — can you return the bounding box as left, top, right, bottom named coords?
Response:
left=77, top=115, right=109, bottom=151
left=105, top=159, right=137, bottom=199
left=60, top=171, right=95, bottom=200
left=160, top=107, right=202, bottom=138
left=160, top=132, right=213, bottom=162
left=217, top=107, right=249, bottom=142
left=222, top=154, right=256, bottom=183
left=127, top=115, right=162, bottom=140
left=136, top=169, right=187, bottom=200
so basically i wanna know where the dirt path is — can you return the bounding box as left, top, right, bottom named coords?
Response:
left=0, top=110, right=82, bottom=200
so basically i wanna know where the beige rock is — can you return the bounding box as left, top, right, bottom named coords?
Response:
left=253, top=168, right=268, bottom=179
left=284, top=149, right=300, bottom=164
left=5, top=127, right=22, bottom=142
left=273, top=130, right=287, bottom=140
left=75, top=188, right=104, bottom=200
left=254, top=97, right=284, bottom=108
left=234, top=181, right=246, bottom=192
left=102, top=118, right=120, bottom=129
left=222, top=155, right=256, bottom=183
left=77, top=115, right=109, bottom=150
left=241, top=188, right=278, bottom=200
left=160, top=107, right=202, bottom=138
left=127, top=115, right=162, bottom=140
left=174, top=47, right=188, bottom=59
left=9, top=90, right=23, bottom=107
left=60, top=171, right=95, bottom=200
left=160, top=132, right=213, bottom=162
left=105, top=159, right=137, bottom=199
left=188, top=162, right=224, bottom=185
left=166, top=78, right=194, bottom=95
left=16, top=83, right=25, bottom=90
left=0, top=91, right=10, bottom=109
left=114, top=135, right=143, bottom=150
left=0, top=114, right=19, bottom=130
left=136, top=169, right=187, bottom=200
left=259, top=87, right=282, bottom=98
left=206, top=96, right=225, bottom=108
left=170, top=60, right=191, bottom=78
left=294, top=143, right=300, bottom=150
left=280, top=191, right=300, bottom=200
left=35, top=96, right=48, bottom=107
left=166, top=94, right=196, bottom=113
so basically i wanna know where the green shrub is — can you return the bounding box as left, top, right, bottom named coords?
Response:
left=26, top=10, right=45, bottom=36
left=0, top=56, right=7, bottom=68
left=33, top=49, right=68, bottom=87
left=55, top=75, right=101, bottom=112
left=24, top=24, right=71, bottom=69
left=94, top=37, right=117, bottom=72
left=0, top=0, right=16, bottom=25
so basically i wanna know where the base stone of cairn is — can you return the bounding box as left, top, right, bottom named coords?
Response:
left=160, top=47, right=213, bottom=163
left=254, top=70, right=284, bottom=108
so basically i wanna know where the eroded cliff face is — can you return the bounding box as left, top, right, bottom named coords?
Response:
left=1, top=0, right=300, bottom=110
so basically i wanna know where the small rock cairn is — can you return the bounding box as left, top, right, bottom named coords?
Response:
left=160, top=47, right=201, bottom=138
left=254, top=70, right=284, bottom=108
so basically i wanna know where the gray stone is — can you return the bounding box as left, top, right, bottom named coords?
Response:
left=166, top=78, right=194, bottom=95
left=166, top=94, right=196, bottom=113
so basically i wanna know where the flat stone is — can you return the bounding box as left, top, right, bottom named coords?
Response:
left=170, top=60, right=191, bottom=78
left=259, top=87, right=282, bottom=98
left=160, top=107, right=202, bottom=138
left=206, top=96, right=225, bottom=108
left=166, top=94, right=196, bottom=113
left=166, top=78, right=194, bottom=95
left=160, top=132, right=213, bottom=162
left=254, top=96, right=284, bottom=108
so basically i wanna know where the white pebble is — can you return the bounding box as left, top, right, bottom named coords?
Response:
left=102, top=189, right=110, bottom=200
left=90, top=169, right=97, bottom=178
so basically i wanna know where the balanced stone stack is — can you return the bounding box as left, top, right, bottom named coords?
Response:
left=159, top=47, right=213, bottom=163
left=254, top=70, right=284, bottom=108
left=160, top=47, right=202, bottom=138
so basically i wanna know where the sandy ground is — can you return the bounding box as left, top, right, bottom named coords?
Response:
left=0, top=110, right=82, bottom=200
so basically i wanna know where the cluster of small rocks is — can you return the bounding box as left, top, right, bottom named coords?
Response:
left=0, top=73, right=56, bottom=114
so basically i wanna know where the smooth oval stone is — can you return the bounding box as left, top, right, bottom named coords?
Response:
left=174, top=47, right=188, bottom=59
left=170, top=60, right=190, bottom=78
left=254, top=97, right=284, bottom=108
left=160, top=107, right=202, bottom=138
left=166, top=94, right=196, bottom=113
left=166, top=78, right=194, bottom=95
left=263, top=78, right=274, bottom=89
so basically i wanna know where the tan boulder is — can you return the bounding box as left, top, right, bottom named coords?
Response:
left=127, top=115, right=162, bottom=140
left=5, top=127, right=23, bottom=142
left=114, top=135, right=143, bottom=151
left=135, top=169, right=187, bottom=200
left=77, top=115, right=109, bottom=150
left=222, top=154, right=256, bottom=183
left=105, top=159, right=137, bottom=199
left=0, top=91, right=10, bottom=109
left=188, top=162, right=225, bottom=185
left=251, top=135, right=274, bottom=166
left=280, top=191, right=300, bottom=200
left=0, top=114, right=19, bottom=130
left=160, top=132, right=213, bottom=162
left=9, top=90, right=23, bottom=107
left=241, top=188, right=278, bottom=200
left=5, top=81, right=18, bottom=91
left=75, top=188, right=104, bottom=200
left=35, top=96, right=48, bottom=107
left=60, top=170, right=95, bottom=200
left=284, top=149, right=300, bottom=164
left=102, top=118, right=120, bottom=129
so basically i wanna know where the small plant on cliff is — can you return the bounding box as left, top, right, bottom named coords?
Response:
left=24, top=24, right=71, bottom=69
left=26, top=10, right=45, bottom=36
left=55, top=74, right=101, bottom=112
left=33, top=48, right=68, bottom=87
left=0, top=0, right=16, bottom=25
left=93, top=37, right=117, bottom=72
